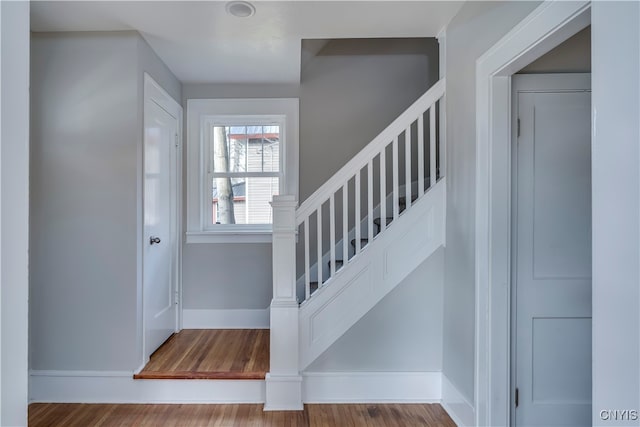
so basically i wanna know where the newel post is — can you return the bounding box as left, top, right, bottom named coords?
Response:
left=265, top=195, right=302, bottom=411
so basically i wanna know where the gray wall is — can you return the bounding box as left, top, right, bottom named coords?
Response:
left=442, top=1, right=541, bottom=403
left=182, top=244, right=273, bottom=310
left=591, top=3, right=640, bottom=424
left=182, top=38, right=439, bottom=312
left=519, top=26, right=591, bottom=74
left=180, top=39, right=444, bottom=374
left=300, top=38, right=439, bottom=202
left=307, top=248, right=444, bottom=372
left=30, top=31, right=181, bottom=371
left=1, top=1, right=30, bottom=424
left=181, top=83, right=299, bottom=311
left=300, top=38, right=442, bottom=372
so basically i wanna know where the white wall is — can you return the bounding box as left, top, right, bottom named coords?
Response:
left=591, top=3, right=640, bottom=425
left=442, top=1, right=540, bottom=404
left=1, top=1, right=30, bottom=424
left=307, top=248, right=443, bottom=372
left=30, top=31, right=181, bottom=372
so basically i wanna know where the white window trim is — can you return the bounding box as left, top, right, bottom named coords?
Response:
left=186, top=98, right=299, bottom=244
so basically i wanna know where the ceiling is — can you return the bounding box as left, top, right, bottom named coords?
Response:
left=31, top=1, right=463, bottom=84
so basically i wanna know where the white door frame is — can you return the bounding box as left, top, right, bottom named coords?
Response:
left=141, top=73, right=183, bottom=366
left=474, top=2, right=590, bottom=426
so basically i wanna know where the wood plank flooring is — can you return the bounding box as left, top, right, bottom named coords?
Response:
left=29, top=403, right=457, bottom=426
left=134, top=329, right=269, bottom=380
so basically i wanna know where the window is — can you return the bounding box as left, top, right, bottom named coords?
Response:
left=209, top=123, right=281, bottom=226
left=186, top=99, right=298, bottom=243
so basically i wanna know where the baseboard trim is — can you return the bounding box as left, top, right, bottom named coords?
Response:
left=29, top=370, right=265, bottom=404
left=441, top=374, right=475, bottom=427
left=182, top=308, right=269, bottom=329
left=302, top=371, right=441, bottom=403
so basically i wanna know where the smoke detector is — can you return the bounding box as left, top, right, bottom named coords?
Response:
left=226, top=1, right=256, bottom=18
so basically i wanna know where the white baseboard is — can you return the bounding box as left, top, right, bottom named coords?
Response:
left=441, top=374, right=475, bottom=427
left=29, top=370, right=265, bottom=404
left=182, top=308, right=269, bottom=329
left=302, top=371, right=441, bottom=403
left=30, top=369, right=450, bottom=407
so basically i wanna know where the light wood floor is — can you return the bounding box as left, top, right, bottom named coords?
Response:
left=134, top=329, right=269, bottom=380
left=29, top=403, right=457, bottom=426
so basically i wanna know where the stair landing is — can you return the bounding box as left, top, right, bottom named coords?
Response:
left=133, top=329, right=269, bottom=380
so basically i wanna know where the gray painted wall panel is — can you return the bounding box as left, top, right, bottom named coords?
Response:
left=30, top=31, right=182, bottom=371
left=30, top=32, right=140, bottom=370
left=182, top=243, right=273, bottom=310
left=299, top=38, right=439, bottom=202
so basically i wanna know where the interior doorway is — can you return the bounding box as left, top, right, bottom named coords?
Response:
left=511, top=73, right=591, bottom=426
left=142, top=73, right=183, bottom=362
left=474, top=2, right=591, bottom=425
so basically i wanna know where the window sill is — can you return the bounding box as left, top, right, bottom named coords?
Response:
left=185, top=230, right=272, bottom=244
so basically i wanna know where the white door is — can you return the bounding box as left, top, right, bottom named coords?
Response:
left=512, top=74, right=591, bottom=427
left=143, top=75, right=181, bottom=360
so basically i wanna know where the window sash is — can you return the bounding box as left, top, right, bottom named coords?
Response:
left=211, top=172, right=281, bottom=179
left=186, top=98, right=298, bottom=243
left=203, top=119, right=284, bottom=229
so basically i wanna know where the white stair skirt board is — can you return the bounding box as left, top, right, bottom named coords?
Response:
left=302, top=372, right=441, bottom=403
left=440, top=374, right=475, bottom=427
left=299, top=180, right=446, bottom=369
left=29, top=371, right=265, bottom=404
left=182, top=308, right=269, bottom=329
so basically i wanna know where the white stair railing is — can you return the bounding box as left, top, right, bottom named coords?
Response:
left=266, top=79, right=445, bottom=410
left=295, top=78, right=445, bottom=303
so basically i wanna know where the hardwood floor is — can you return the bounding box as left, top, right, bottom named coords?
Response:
left=134, top=329, right=269, bottom=380
left=29, top=403, right=457, bottom=426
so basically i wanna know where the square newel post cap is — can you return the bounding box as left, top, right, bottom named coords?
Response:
left=270, top=195, right=298, bottom=208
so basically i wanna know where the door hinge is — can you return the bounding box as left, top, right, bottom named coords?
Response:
left=174, top=290, right=179, bottom=305
left=517, top=118, right=521, bottom=138
left=175, top=133, right=179, bottom=148
left=515, top=387, right=519, bottom=408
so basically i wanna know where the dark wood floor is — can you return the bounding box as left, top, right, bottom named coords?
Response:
left=29, top=403, right=457, bottom=426
left=134, top=329, right=269, bottom=380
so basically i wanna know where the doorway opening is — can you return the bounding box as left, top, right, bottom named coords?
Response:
left=474, top=2, right=591, bottom=425
left=510, top=71, right=591, bottom=426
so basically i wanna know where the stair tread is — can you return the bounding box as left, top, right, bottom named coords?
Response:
left=373, top=217, right=393, bottom=226
left=350, top=238, right=369, bottom=244
left=327, top=259, right=345, bottom=272
left=398, top=194, right=419, bottom=204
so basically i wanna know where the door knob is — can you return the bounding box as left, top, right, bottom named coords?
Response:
left=150, top=236, right=161, bottom=245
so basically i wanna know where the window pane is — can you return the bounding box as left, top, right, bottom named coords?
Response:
left=212, top=126, right=247, bottom=173
left=243, top=125, right=280, bottom=173
left=212, top=177, right=279, bottom=225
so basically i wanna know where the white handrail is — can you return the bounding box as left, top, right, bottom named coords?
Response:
left=295, top=78, right=445, bottom=224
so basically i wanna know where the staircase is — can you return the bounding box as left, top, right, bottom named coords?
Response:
left=266, top=79, right=446, bottom=410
